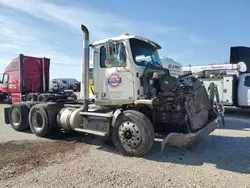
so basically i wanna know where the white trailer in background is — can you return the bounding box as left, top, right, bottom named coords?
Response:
left=160, top=57, right=183, bottom=77
left=183, top=61, right=250, bottom=108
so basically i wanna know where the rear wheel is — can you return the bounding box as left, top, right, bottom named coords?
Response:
left=28, top=104, right=51, bottom=137
left=9, top=103, right=29, bottom=131
left=111, top=110, right=155, bottom=157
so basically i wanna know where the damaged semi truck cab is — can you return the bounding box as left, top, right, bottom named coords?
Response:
left=4, top=25, right=219, bottom=157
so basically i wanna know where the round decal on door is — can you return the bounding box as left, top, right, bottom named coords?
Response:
left=107, top=73, right=122, bottom=87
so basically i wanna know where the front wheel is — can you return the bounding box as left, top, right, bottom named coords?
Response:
left=111, top=110, right=155, bottom=157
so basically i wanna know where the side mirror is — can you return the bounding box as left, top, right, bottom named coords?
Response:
left=105, top=40, right=115, bottom=68
left=105, top=40, right=126, bottom=68
left=106, top=40, right=115, bottom=61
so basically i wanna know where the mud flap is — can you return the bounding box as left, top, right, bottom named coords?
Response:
left=161, top=118, right=219, bottom=152
left=4, top=107, right=10, bottom=124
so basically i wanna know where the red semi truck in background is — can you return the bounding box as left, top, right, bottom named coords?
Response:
left=0, top=54, right=76, bottom=103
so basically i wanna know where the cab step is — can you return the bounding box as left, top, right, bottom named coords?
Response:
left=74, top=128, right=108, bottom=136
left=76, top=113, right=112, bottom=137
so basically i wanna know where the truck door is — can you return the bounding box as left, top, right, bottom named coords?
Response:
left=94, top=42, right=135, bottom=106
left=238, top=73, right=250, bottom=106
left=1, top=73, right=9, bottom=93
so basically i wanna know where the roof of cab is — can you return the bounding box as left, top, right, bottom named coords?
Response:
left=91, top=34, right=161, bottom=49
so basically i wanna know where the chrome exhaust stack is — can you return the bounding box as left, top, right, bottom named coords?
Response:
left=80, top=24, right=89, bottom=112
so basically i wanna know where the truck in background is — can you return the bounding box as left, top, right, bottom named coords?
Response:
left=160, top=57, right=183, bottom=77
left=56, top=78, right=80, bottom=91
left=49, top=78, right=67, bottom=91
left=182, top=46, right=250, bottom=109
left=0, top=54, right=76, bottom=103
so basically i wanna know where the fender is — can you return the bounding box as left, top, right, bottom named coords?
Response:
left=111, top=108, right=122, bottom=127
left=111, top=101, right=153, bottom=127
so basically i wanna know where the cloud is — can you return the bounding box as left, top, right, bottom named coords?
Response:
left=3, top=0, right=212, bottom=79
left=0, top=15, right=81, bottom=65
left=0, top=0, right=179, bottom=79
left=0, top=13, right=82, bottom=78
left=0, top=0, right=175, bottom=41
left=189, top=35, right=212, bottom=45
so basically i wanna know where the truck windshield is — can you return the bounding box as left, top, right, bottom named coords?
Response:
left=130, top=38, right=162, bottom=67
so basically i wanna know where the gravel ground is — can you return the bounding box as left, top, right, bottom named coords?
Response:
left=0, top=104, right=249, bottom=188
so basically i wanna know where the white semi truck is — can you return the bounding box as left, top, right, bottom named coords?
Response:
left=4, top=25, right=219, bottom=157
left=183, top=46, right=250, bottom=109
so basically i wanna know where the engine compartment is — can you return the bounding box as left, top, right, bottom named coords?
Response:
left=141, top=66, right=213, bottom=134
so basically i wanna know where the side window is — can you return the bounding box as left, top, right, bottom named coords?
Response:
left=0, top=74, right=3, bottom=83
left=3, top=74, right=8, bottom=84
left=100, top=46, right=107, bottom=68
left=100, top=44, right=126, bottom=68
left=244, top=76, right=250, bottom=87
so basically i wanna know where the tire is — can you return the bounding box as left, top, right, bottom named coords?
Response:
left=38, top=93, right=49, bottom=102
left=26, top=93, right=38, bottom=101
left=28, top=104, right=51, bottom=137
left=8, top=103, right=29, bottom=131
left=111, top=110, right=155, bottom=157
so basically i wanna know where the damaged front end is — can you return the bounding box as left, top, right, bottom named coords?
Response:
left=150, top=73, right=219, bottom=151
left=160, top=117, right=218, bottom=152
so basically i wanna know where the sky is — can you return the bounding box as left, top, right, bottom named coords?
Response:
left=0, top=0, right=250, bottom=80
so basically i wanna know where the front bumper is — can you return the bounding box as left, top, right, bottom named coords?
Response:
left=161, top=117, right=219, bottom=152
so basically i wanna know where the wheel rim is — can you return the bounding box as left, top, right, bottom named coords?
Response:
left=118, top=121, right=141, bottom=148
left=11, top=108, right=21, bottom=127
left=31, top=111, right=44, bottom=131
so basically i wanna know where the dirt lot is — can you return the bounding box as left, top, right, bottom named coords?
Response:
left=0, top=104, right=249, bottom=188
